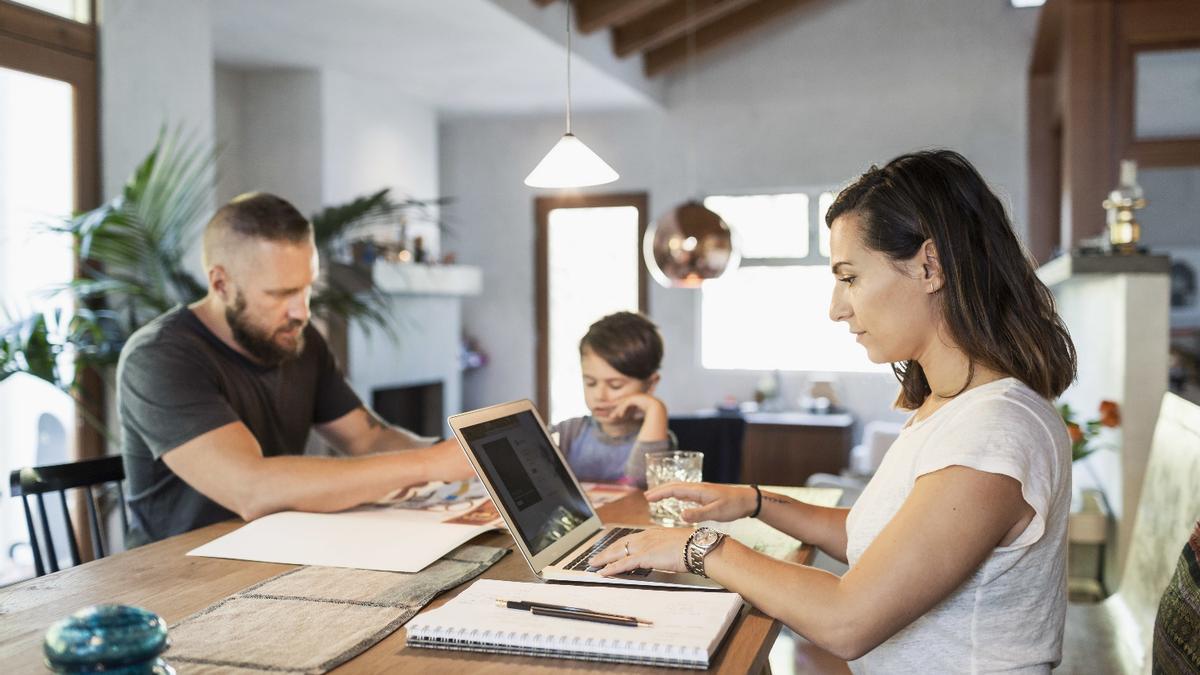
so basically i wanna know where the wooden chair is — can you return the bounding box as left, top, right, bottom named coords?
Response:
left=1060, top=392, right=1200, bottom=674
left=8, top=455, right=128, bottom=577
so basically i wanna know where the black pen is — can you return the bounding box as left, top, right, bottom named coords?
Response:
left=496, top=599, right=653, bottom=627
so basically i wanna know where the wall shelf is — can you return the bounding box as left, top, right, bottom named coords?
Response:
left=371, top=263, right=482, bottom=296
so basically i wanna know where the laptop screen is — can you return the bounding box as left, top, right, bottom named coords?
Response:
left=459, top=410, right=594, bottom=555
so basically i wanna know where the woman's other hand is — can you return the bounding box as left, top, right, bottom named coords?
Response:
left=645, top=481, right=757, bottom=523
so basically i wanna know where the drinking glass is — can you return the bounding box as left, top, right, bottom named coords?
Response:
left=644, top=450, right=704, bottom=527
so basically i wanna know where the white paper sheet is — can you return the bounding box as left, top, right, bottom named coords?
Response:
left=188, top=491, right=499, bottom=572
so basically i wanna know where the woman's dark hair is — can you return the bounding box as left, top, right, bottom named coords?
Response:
left=580, top=312, right=663, bottom=380
left=825, top=149, right=1076, bottom=409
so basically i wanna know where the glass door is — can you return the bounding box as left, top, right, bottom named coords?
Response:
left=535, top=194, right=648, bottom=423
left=0, top=65, right=79, bottom=581
left=0, top=0, right=98, bottom=582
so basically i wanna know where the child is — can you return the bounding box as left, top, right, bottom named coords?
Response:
left=552, top=312, right=676, bottom=486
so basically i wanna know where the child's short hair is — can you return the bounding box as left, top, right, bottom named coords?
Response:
left=579, top=312, right=663, bottom=380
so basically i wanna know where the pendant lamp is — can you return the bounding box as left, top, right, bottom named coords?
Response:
left=643, top=1, right=738, bottom=287
left=524, top=1, right=618, bottom=188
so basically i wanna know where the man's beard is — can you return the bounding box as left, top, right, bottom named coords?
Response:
left=225, top=292, right=306, bottom=367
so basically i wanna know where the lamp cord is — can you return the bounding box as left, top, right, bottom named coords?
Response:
left=566, top=0, right=573, bottom=134
left=686, top=0, right=697, bottom=200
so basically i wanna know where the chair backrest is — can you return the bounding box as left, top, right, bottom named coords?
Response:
left=8, top=455, right=127, bottom=577
left=668, top=414, right=747, bottom=483
left=1116, top=392, right=1200, bottom=672
left=851, top=420, right=903, bottom=475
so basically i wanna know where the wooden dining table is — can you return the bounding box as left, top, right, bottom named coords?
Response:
left=0, top=487, right=840, bottom=673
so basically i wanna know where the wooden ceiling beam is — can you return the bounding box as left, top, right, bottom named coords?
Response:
left=613, top=0, right=758, bottom=58
left=643, top=0, right=812, bottom=77
left=575, top=0, right=675, bottom=34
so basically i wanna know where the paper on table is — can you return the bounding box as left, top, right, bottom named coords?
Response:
left=187, top=504, right=497, bottom=573
left=702, top=486, right=842, bottom=559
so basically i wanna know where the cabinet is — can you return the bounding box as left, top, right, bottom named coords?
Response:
left=739, top=412, right=854, bottom=487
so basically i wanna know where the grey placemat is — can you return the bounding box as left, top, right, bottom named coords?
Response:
left=165, top=544, right=507, bottom=674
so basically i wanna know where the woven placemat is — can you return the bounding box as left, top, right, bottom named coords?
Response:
left=165, top=543, right=507, bottom=674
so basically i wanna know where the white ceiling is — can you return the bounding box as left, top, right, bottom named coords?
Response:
left=209, top=0, right=658, bottom=115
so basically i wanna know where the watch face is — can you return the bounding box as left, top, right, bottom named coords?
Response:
left=694, top=529, right=720, bottom=547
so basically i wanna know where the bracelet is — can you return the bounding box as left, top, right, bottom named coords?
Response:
left=749, top=484, right=762, bottom=519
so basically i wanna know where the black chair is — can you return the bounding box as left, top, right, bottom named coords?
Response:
left=668, top=412, right=747, bottom=484
left=9, top=455, right=128, bottom=577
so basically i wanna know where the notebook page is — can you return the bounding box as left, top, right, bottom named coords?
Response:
left=407, top=579, right=744, bottom=664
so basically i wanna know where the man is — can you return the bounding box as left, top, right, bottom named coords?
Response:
left=118, top=192, right=473, bottom=545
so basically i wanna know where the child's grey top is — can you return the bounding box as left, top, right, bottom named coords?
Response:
left=551, top=416, right=676, bottom=487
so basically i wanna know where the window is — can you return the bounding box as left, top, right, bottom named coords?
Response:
left=8, top=0, right=91, bottom=22
left=536, top=194, right=648, bottom=423
left=700, top=191, right=888, bottom=373
left=0, top=0, right=99, bottom=581
left=704, top=193, right=809, bottom=259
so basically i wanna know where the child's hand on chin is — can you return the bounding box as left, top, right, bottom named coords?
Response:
left=609, top=393, right=666, bottom=423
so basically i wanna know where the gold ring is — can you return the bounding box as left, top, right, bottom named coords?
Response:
left=624, top=542, right=630, bottom=557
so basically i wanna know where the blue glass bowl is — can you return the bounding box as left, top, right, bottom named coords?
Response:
left=43, top=604, right=173, bottom=674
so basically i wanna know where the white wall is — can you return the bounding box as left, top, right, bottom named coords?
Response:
left=441, top=0, right=1038, bottom=435
left=321, top=68, right=441, bottom=253
left=236, top=70, right=323, bottom=216
left=100, top=0, right=215, bottom=279
left=214, top=67, right=440, bottom=239
left=213, top=66, right=246, bottom=206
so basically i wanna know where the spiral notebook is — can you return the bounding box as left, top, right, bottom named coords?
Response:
left=405, top=579, right=744, bottom=669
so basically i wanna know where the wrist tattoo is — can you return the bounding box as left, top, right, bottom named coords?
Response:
left=762, top=494, right=792, bottom=505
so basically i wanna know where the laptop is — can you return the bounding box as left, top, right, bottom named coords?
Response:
left=448, top=399, right=722, bottom=589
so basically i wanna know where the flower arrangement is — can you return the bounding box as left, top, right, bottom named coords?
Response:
left=1058, top=400, right=1121, bottom=462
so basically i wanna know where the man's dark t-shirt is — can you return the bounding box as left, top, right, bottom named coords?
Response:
left=117, top=306, right=361, bottom=546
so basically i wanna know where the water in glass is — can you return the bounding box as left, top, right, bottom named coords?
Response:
left=645, top=451, right=703, bottom=527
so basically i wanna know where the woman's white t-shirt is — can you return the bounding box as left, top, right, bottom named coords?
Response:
left=845, top=378, right=1071, bottom=674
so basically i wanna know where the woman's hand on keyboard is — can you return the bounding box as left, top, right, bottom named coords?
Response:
left=589, top=527, right=693, bottom=576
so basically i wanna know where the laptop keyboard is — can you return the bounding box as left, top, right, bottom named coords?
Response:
left=563, top=527, right=652, bottom=576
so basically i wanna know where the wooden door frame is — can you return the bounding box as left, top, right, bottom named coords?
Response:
left=534, top=192, right=649, bottom=419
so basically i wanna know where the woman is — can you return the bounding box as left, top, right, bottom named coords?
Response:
left=590, top=150, right=1077, bottom=672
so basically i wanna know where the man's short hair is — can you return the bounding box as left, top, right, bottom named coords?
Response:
left=202, top=192, right=312, bottom=269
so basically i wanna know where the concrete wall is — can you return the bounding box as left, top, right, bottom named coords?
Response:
left=214, top=67, right=441, bottom=246
left=235, top=70, right=323, bottom=216
left=441, top=0, right=1038, bottom=435
left=321, top=68, right=441, bottom=253
left=100, top=0, right=215, bottom=280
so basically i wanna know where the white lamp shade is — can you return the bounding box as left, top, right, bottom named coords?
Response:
left=524, top=133, right=619, bottom=188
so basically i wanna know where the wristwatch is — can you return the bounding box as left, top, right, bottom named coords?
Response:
left=686, top=527, right=727, bottom=578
